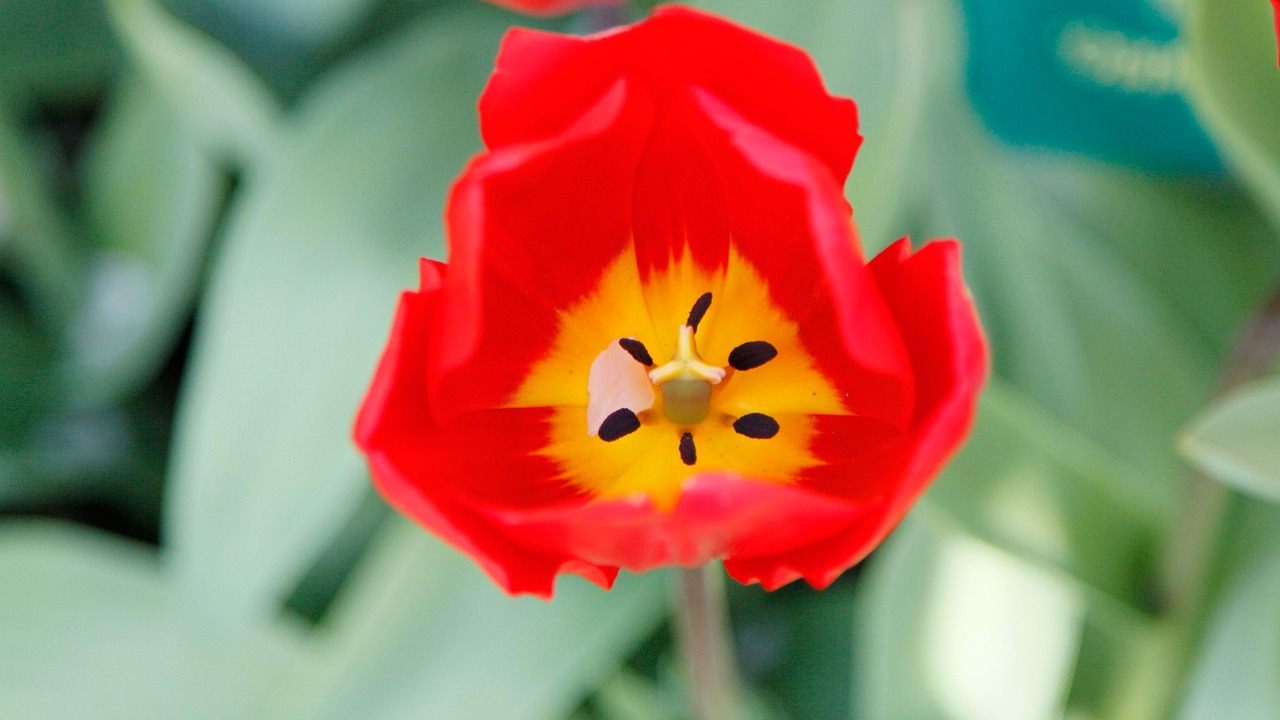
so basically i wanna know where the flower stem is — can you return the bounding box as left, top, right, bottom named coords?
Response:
left=674, top=565, right=744, bottom=720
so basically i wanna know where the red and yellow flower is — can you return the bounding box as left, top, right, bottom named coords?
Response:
left=355, top=7, right=987, bottom=598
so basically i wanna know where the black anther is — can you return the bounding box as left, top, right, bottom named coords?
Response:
left=728, top=341, right=778, bottom=371
left=686, top=292, right=713, bottom=331
left=598, top=408, right=641, bottom=441
left=618, top=338, right=654, bottom=366
left=733, top=413, right=779, bottom=439
left=679, top=432, right=697, bottom=465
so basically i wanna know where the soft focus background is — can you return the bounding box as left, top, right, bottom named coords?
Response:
left=2, top=0, right=1279, bottom=718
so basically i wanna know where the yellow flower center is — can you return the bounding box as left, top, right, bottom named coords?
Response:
left=510, top=244, right=850, bottom=511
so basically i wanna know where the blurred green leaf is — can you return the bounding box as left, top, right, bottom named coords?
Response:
left=1028, top=162, right=1280, bottom=355
left=164, top=5, right=507, bottom=629
left=0, top=0, right=119, bottom=101
left=0, top=296, right=55, bottom=448
left=64, top=74, right=221, bottom=407
left=927, top=380, right=1163, bottom=612
left=591, top=671, right=673, bottom=720
left=0, top=109, right=86, bottom=330
left=1177, top=539, right=1280, bottom=720
left=264, top=518, right=667, bottom=720
left=105, top=0, right=281, bottom=167
left=854, top=519, right=946, bottom=720
left=1180, top=376, right=1280, bottom=504
left=922, top=100, right=1213, bottom=495
left=173, top=0, right=375, bottom=50
left=165, top=0, right=377, bottom=96
left=0, top=519, right=310, bottom=720
left=728, top=582, right=857, bottom=719
left=1183, top=0, right=1280, bottom=227
left=854, top=518, right=1082, bottom=720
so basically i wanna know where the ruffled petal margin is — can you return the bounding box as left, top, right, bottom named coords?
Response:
left=724, top=239, right=988, bottom=589
left=356, top=260, right=616, bottom=598
left=481, top=7, right=860, bottom=181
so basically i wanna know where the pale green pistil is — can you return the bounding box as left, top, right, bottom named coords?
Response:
left=649, top=324, right=725, bottom=425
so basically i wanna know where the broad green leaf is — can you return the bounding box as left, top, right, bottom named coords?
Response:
left=164, top=5, right=508, bottom=629
left=855, top=518, right=1082, bottom=720
left=1183, top=0, right=1280, bottom=227
left=105, top=0, right=280, bottom=167
left=65, top=74, right=221, bottom=407
left=1177, top=540, right=1280, bottom=720
left=1180, top=376, right=1280, bottom=504
left=927, top=380, right=1164, bottom=611
left=0, top=520, right=310, bottom=720
left=264, top=519, right=667, bottom=720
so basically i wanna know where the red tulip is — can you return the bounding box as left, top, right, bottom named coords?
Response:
left=355, top=7, right=987, bottom=598
left=481, top=0, right=624, bottom=16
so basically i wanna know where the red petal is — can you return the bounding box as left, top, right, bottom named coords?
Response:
left=430, top=77, right=655, bottom=423
left=356, top=262, right=615, bottom=597
left=1275, top=0, right=1280, bottom=65
left=799, top=414, right=906, bottom=504
left=484, top=473, right=866, bottom=571
left=630, top=91, right=731, bottom=274
left=481, top=7, right=860, bottom=183
left=686, top=88, right=915, bottom=428
left=722, top=239, right=987, bottom=589
left=355, top=258, right=447, bottom=452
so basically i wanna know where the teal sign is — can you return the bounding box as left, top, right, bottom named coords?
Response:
left=960, top=0, right=1220, bottom=172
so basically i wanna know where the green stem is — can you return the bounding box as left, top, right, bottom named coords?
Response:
left=674, top=565, right=744, bottom=720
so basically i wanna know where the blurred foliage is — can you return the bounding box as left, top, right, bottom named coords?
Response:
left=2, top=0, right=1280, bottom=718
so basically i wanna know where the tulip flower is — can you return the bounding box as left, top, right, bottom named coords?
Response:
left=355, top=6, right=988, bottom=598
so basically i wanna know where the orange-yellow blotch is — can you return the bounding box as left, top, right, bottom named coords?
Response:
left=512, top=244, right=851, bottom=510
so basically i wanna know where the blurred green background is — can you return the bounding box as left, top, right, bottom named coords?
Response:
left=2, top=0, right=1280, bottom=718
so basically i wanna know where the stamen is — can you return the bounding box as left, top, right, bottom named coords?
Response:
left=598, top=408, right=642, bottom=441
left=618, top=338, right=654, bottom=366
left=685, top=292, right=713, bottom=331
left=733, top=413, right=779, bottom=439
left=679, top=432, right=696, bottom=465
left=728, top=341, right=778, bottom=371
